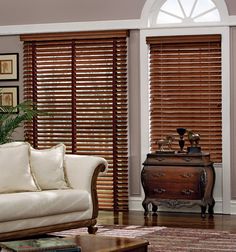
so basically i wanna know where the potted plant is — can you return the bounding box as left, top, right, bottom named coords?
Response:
left=0, top=96, right=39, bottom=144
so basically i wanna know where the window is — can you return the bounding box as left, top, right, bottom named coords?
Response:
left=157, top=0, right=220, bottom=24
left=21, top=30, right=129, bottom=211
left=146, top=34, right=222, bottom=162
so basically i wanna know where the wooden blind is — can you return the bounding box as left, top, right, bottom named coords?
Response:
left=146, top=35, right=222, bottom=162
left=21, top=30, right=129, bottom=211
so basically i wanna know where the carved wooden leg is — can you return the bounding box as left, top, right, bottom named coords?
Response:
left=142, top=200, right=149, bottom=216
left=201, top=206, right=207, bottom=218
left=152, top=203, right=158, bottom=214
left=88, top=225, right=98, bottom=234
left=208, top=198, right=215, bottom=217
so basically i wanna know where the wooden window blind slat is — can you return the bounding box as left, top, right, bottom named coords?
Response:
left=147, top=34, right=222, bottom=162
left=22, top=31, right=129, bottom=211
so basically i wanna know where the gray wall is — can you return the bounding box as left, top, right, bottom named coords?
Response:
left=128, top=30, right=141, bottom=196
left=225, top=0, right=236, bottom=15
left=0, top=36, right=24, bottom=141
left=0, top=0, right=235, bottom=26
left=0, top=0, right=146, bottom=25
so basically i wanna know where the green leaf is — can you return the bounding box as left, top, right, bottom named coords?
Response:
left=0, top=92, right=42, bottom=144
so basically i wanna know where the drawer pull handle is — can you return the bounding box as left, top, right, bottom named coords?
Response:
left=154, top=188, right=166, bottom=194
left=181, top=173, right=193, bottom=178
left=155, top=157, right=165, bottom=161
left=153, top=172, right=166, bottom=177
left=183, top=157, right=192, bottom=162
left=182, top=189, right=194, bottom=195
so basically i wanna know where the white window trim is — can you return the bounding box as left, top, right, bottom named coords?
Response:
left=140, top=26, right=231, bottom=214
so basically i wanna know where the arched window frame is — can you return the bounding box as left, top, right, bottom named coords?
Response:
left=141, top=0, right=229, bottom=28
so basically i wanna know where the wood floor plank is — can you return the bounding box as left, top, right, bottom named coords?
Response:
left=97, top=211, right=236, bottom=232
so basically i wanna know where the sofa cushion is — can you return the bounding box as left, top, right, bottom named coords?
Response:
left=0, top=211, right=93, bottom=233
left=0, top=142, right=39, bottom=193
left=30, top=144, right=70, bottom=190
left=0, top=189, right=90, bottom=222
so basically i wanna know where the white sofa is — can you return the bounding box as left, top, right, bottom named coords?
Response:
left=0, top=142, right=108, bottom=241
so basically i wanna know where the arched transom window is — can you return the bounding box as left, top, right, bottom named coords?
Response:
left=157, top=0, right=220, bottom=24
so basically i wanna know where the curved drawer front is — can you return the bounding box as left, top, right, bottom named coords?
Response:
left=144, top=166, right=203, bottom=183
left=145, top=153, right=211, bottom=166
left=148, top=182, right=201, bottom=200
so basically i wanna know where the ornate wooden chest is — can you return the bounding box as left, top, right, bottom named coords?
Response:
left=141, top=152, right=215, bottom=217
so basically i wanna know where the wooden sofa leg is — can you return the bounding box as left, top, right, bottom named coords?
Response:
left=88, top=225, right=98, bottom=234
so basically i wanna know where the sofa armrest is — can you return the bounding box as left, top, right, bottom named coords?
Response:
left=65, top=154, right=108, bottom=191
left=65, top=154, right=108, bottom=219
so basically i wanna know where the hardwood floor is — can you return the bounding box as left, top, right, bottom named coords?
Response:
left=97, top=210, right=236, bottom=233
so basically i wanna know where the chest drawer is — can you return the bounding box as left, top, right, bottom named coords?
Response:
left=142, top=166, right=204, bottom=184
left=145, top=153, right=211, bottom=166
left=147, top=181, right=202, bottom=200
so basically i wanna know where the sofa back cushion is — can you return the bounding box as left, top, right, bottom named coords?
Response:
left=0, top=142, right=39, bottom=193
left=30, top=144, right=70, bottom=190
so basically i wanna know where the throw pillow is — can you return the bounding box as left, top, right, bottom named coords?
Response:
left=0, top=142, right=40, bottom=193
left=30, top=143, right=70, bottom=190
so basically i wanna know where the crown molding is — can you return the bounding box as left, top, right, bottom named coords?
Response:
left=0, top=19, right=141, bottom=36
left=1, top=15, right=236, bottom=36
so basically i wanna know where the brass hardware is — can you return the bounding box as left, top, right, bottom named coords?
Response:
left=181, top=189, right=194, bottom=195
left=183, top=157, right=192, bottom=162
left=181, top=173, right=193, bottom=178
left=154, top=188, right=166, bottom=194
left=153, top=172, right=166, bottom=177
left=155, top=157, right=165, bottom=161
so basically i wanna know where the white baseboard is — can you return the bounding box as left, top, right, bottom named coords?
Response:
left=129, top=196, right=143, bottom=211
left=230, top=200, right=236, bottom=214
